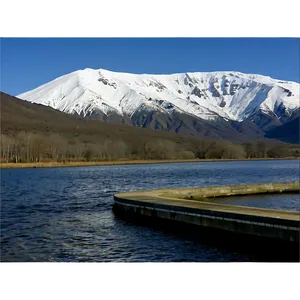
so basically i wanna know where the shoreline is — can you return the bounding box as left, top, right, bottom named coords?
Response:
left=0, top=157, right=298, bottom=169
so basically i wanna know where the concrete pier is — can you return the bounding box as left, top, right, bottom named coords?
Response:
left=113, top=182, right=300, bottom=244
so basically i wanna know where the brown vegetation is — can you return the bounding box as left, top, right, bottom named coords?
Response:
left=1, top=131, right=298, bottom=164
left=1, top=158, right=298, bottom=169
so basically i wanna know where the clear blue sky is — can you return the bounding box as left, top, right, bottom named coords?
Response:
left=1, top=38, right=299, bottom=96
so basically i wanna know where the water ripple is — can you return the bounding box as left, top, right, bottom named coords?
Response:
left=1, top=159, right=299, bottom=262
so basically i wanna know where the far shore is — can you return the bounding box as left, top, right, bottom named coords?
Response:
left=0, top=157, right=298, bottom=169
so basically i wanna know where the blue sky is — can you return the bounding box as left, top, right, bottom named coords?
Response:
left=1, top=38, right=299, bottom=96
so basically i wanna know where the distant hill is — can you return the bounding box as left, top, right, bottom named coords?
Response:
left=1, top=91, right=265, bottom=142
left=0, top=91, right=201, bottom=150
left=265, top=117, right=300, bottom=144
left=1, top=91, right=299, bottom=164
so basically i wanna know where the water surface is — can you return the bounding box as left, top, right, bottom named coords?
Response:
left=214, top=193, right=299, bottom=211
left=1, top=159, right=299, bottom=262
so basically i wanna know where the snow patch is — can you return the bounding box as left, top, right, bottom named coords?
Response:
left=17, top=68, right=300, bottom=122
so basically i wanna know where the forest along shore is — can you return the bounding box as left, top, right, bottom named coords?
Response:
left=0, top=157, right=297, bottom=169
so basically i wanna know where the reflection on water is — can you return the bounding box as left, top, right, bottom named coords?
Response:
left=1, top=159, right=299, bottom=262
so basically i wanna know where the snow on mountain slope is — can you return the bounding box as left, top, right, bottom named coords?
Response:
left=17, top=68, right=300, bottom=123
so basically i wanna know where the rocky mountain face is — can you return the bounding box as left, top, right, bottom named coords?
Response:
left=265, top=115, right=300, bottom=144
left=17, top=68, right=299, bottom=141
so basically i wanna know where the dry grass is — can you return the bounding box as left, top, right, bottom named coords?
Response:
left=0, top=157, right=296, bottom=169
left=0, top=159, right=200, bottom=169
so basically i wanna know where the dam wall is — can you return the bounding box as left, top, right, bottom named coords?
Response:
left=113, top=182, right=300, bottom=243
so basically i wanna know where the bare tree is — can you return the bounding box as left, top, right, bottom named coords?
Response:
left=180, top=150, right=195, bottom=159
left=195, top=140, right=217, bottom=159
left=222, top=143, right=246, bottom=159
left=256, top=141, right=266, bottom=158
left=0, top=134, right=14, bottom=162
left=267, top=144, right=288, bottom=158
left=244, top=143, right=255, bottom=159
left=140, top=139, right=177, bottom=159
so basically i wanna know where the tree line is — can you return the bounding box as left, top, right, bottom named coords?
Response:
left=0, top=131, right=298, bottom=163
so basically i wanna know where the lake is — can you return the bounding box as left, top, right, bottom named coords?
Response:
left=0, top=159, right=299, bottom=262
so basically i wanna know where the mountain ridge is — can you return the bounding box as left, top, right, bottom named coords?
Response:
left=17, top=68, right=299, bottom=138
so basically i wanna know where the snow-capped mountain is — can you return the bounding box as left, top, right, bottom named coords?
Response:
left=17, top=68, right=299, bottom=137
